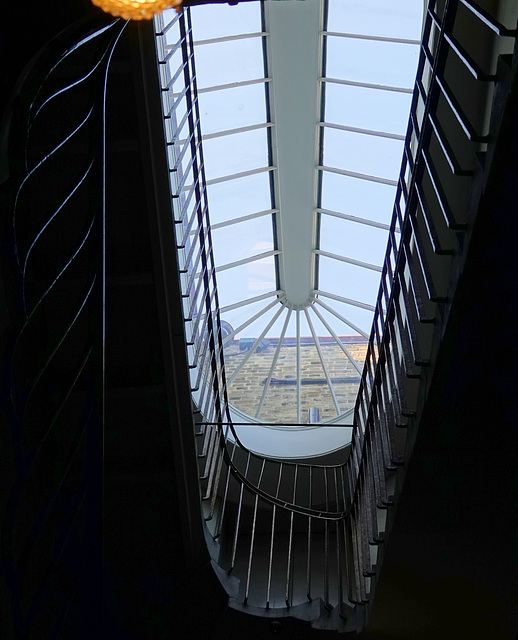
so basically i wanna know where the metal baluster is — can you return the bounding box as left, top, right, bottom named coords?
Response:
left=205, top=426, right=224, bottom=504
left=214, top=441, right=236, bottom=539
left=356, top=495, right=368, bottom=603
left=244, top=459, right=266, bottom=605
left=334, top=467, right=343, bottom=606
left=266, top=462, right=283, bottom=608
left=324, top=467, right=329, bottom=606
left=229, top=452, right=251, bottom=573
left=200, top=420, right=214, bottom=462
left=207, top=429, right=226, bottom=519
left=306, top=466, right=313, bottom=600
left=266, top=505, right=277, bottom=609
left=350, top=504, right=364, bottom=603
left=369, top=415, right=386, bottom=509
left=340, top=466, right=351, bottom=603
left=285, top=464, right=298, bottom=607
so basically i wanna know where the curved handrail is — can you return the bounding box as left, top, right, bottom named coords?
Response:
left=1, top=17, right=127, bottom=638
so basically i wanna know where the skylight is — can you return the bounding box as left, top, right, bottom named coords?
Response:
left=161, top=0, right=423, bottom=433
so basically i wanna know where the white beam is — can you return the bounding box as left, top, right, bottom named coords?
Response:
left=264, top=0, right=323, bottom=306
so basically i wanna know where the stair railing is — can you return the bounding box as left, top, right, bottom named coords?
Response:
left=153, top=0, right=518, bottom=618
left=1, top=17, right=127, bottom=638
left=346, top=0, right=518, bottom=605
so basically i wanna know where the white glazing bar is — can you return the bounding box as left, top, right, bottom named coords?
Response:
left=227, top=304, right=286, bottom=387
left=311, top=303, right=364, bottom=376
left=323, top=31, right=421, bottom=45
left=314, top=249, right=382, bottom=273
left=155, top=9, right=180, bottom=35
left=222, top=298, right=279, bottom=345
left=205, top=166, right=275, bottom=187
left=320, top=121, right=405, bottom=141
left=211, top=208, right=278, bottom=231
left=191, top=31, right=268, bottom=46
left=316, top=207, right=399, bottom=233
left=197, top=77, right=271, bottom=95
left=316, top=290, right=376, bottom=312
left=255, top=307, right=293, bottom=420
left=177, top=122, right=273, bottom=146
left=321, top=77, right=413, bottom=94
left=215, top=249, right=281, bottom=273
left=305, top=307, right=341, bottom=416
left=162, top=36, right=182, bottom=63
left=219, top=290, right=281, bottom=315
left=319, top=165, right=398, bottom=187
left=315, top=298, right=370, bottom=339
left=264, top=0, right=321, bottom=305
left=296, top=310, right=301, bottom=424
left=201, top=122, right=273, bottom=142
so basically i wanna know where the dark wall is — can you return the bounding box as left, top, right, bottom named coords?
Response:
left=367, top=55, right=518, bottom=640
left=0, top=9, right=223, bottom=638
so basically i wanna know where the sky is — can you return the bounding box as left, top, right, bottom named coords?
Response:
left=158, top=0, right=423, bottom=426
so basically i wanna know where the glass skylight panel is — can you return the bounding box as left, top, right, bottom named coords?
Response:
left=319, top=257, right=382, bottom=303
left=198, top=84, right=268, bottom=136
left=216, top=259, right=276, bottom=310
left=193, top=38, right=266, bottom=90
left=190, top=1, right=262, bottom=41
left=220, top=297, right=279, bottom=338
left=226, top=301, right=281, bottom=346
left=172, top=0, right=424, bottom=432
left=202, top=128, right=269, bottom=182
left=320, top=171, right=397, bottom=225
left=211, top=216, right=275, bottom=268
left=322, top=128, right=403, bottom=182
left=318, top=0, right=422, bottom=330
left=314, top=296, right=374, bottom=338
left=319, top=215, right=389, bottom=266
left=324, top=83, right=412, bottom=135
left=207, top=180, right=273, bottom=233
left=327, top=0, right=423, bottom=41
left=325, top=38, right=418, bottom=88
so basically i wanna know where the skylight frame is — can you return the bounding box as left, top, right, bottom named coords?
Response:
left=156, top=0, right=424, bottom=435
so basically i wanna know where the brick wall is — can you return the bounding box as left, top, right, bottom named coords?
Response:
left=224, top=336, right=368, bottom=424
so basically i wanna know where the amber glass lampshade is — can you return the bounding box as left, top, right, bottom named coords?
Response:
left=91, top=0, right=183, bottom=20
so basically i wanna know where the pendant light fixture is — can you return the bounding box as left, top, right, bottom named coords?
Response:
left=91, top=0, right=183, bottom=20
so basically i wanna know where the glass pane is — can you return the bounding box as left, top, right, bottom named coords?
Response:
left=215, top=256, right=276, bottom=309
left=320, top=170, right=397, bottom=225
left=323, top=127, right=404, bottom=182
left=203, top=127, right=269, bottom=181
left=319, top=213, right=390, bottom=266
left=229, top=306, right=281, bottom=348
left=310, top=300, right=364, bottom=345
left=263, top=305, right=297, bottom=339
left=326, top=38, right=419, bottom=90
left=327, top=0, right=424, bottom=41
left=207, top=172, right=273, bottom=225
left=315, top=294, right=375, bottom=338
left=193, top=37, right=265, bottom=90
left=190, top=1, right=262, bottom=41
left=324, top=82, right=413, bottom=135
left=160, top=10, right=181, bottom=46
left=198, top=83, right=268, bottom=135
left=211, top=215, right=275, bottom=268
left=220, top=298, right=278, bottom=338
left=318, top=255, right=382, bottom=309
left=255, top=340, right=297, bottom=423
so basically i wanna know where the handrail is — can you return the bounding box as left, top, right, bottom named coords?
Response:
left=1, top=17, right=126, bottom=638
